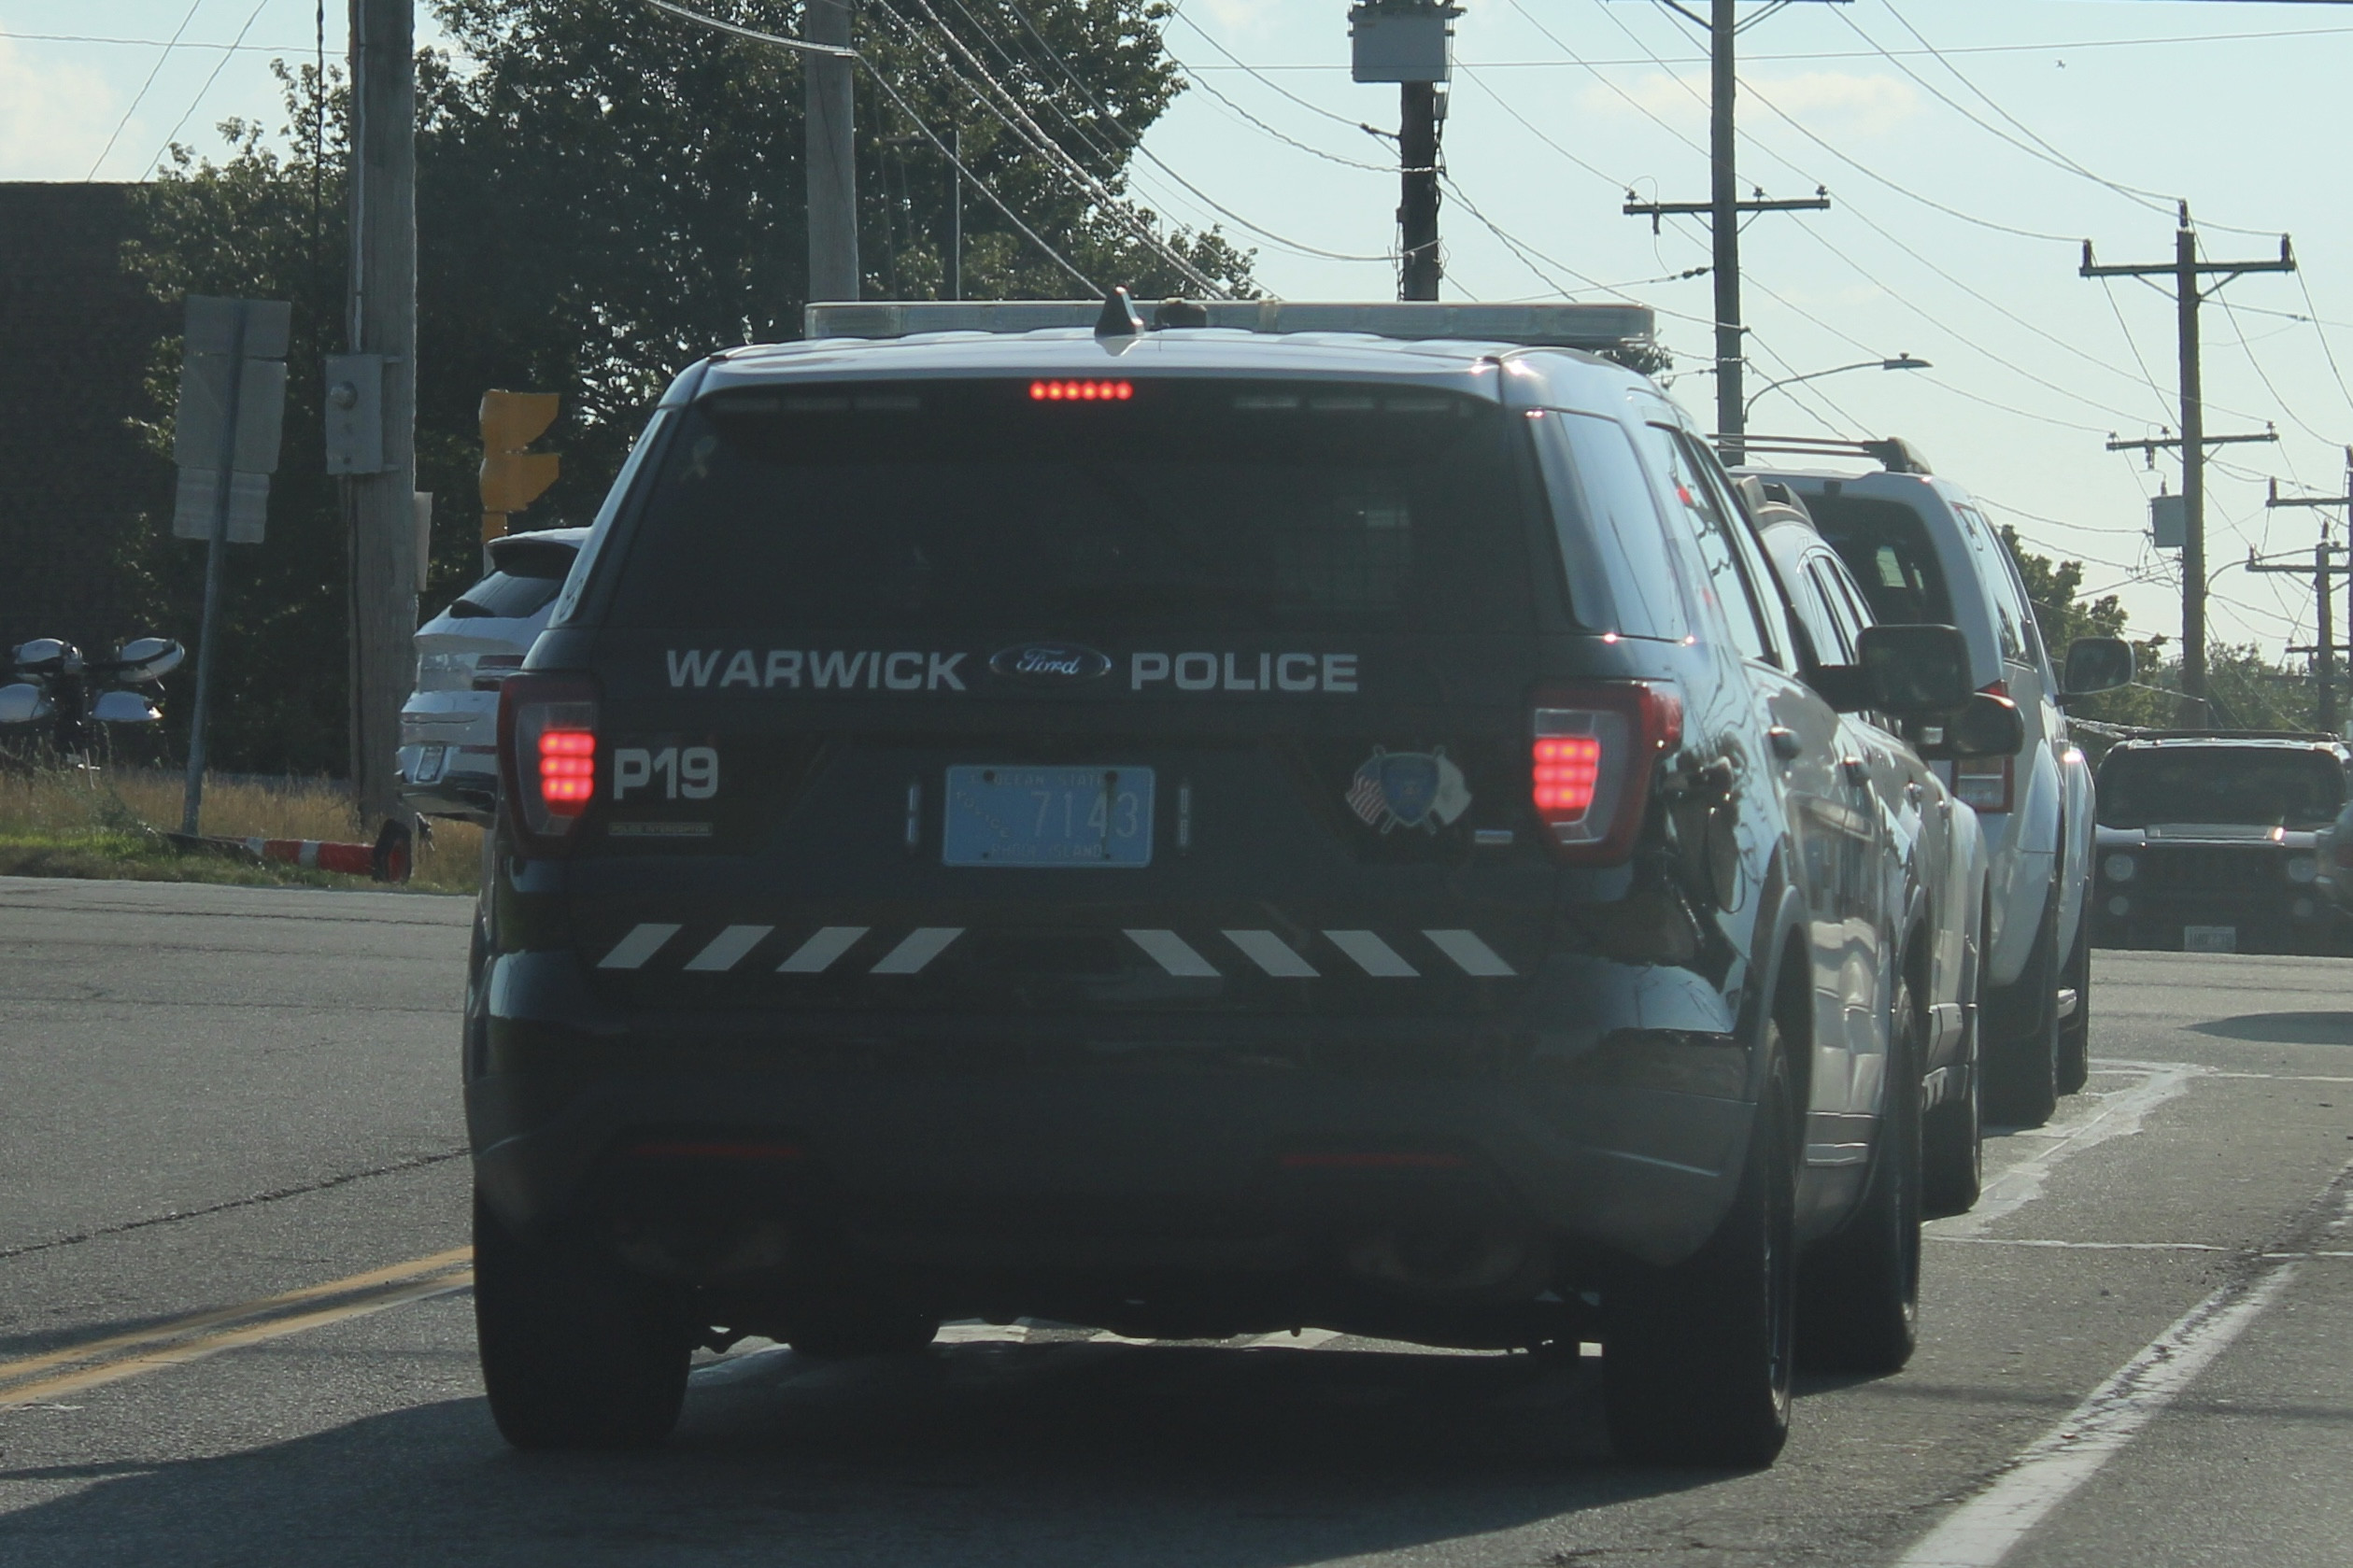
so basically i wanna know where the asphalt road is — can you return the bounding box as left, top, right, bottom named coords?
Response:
left=0, top=874, right=2347, bottom=1567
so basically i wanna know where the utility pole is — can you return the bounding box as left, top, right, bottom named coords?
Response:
left=1350, top=2, right=1460, bottom=304
left=1621, top=0, right=1836, bottom=464
left=2083, top=205, right=2295, bottom=727
left=2260, top=454, right=2353, bottom=735
left=344, top=0, right=418, bottom=825
left=806, top=0, right=859, bottom=304
left=947, top=123, right=961, bottom=302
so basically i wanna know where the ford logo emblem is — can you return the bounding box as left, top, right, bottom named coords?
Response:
left=989, top=642, right=1113, bottom=685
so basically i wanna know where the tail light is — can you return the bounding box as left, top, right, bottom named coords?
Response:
left=1530, top=682, right=1682, bottom=863
left=497, top=671, right=600, bottom=849
left=1953, top=678, right=2014, bottom=812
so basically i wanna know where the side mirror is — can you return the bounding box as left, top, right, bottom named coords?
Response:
left=92, top=689, right=162, bottom=724
left=10, top=638, right=68, bottom=674
left=2062, top=636, right=2134, bottom=699
left=1856, top=623, right=1974, bottom=715
left=114, top=637, right=186, bottom=682
left=1918, top=691, right=2027, bottom=760
left=0, top=683, right=52, bottom=725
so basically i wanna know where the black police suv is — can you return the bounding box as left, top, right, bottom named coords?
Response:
left=466, top=301, right=1996, bottom=1466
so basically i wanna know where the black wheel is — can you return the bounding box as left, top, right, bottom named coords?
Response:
left=1604, top=1038, right=1796, bottom=1469
left=474, top=1191, right=690, bottom=1449
left=1923, top=911, right=1987, bottom=1220
left=2055, top=909, right=2091, bottom=1096
left=1982, top=891, right=2061, bottom=1127
left=1797, top=979, right=1921, bottom=1374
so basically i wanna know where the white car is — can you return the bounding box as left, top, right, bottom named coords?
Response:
left=397, top=529, right=587, bottom=823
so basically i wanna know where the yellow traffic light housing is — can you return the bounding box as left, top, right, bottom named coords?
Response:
left=479, top=389, right=560, bottom=544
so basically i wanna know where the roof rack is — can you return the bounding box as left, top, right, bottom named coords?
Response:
left=2114, top=728, right=2344, bottom=744
left=1723, top=433, right=1934, bottom=475
left=801, top=298, right=1657, bottom=355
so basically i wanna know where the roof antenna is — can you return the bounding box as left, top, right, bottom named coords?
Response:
left=1095, top=287, right=1144, bottom=339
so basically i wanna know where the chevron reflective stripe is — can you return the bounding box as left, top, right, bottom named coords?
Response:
left=1222, top=929, right=1318, bottom=978
left=684, top=925, right=773, bottom=972
left=1323, top=929, right=1418, bottom=978
left=777, top=926, right=869, bottom=974
left=1125, top=929, right=1220, bottom=978
left=598, top=924, right=681, bottom=970
left=1423, top=929, right=1516, bottom=977
left=870, top=927, right=964, bottom=975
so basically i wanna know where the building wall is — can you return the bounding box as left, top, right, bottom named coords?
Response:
left=0, top=182, right=174, bottom=658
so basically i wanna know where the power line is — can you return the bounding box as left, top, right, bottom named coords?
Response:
left=140, top=0, right=270, bottom=176
left=84, top=0, right=206, bottom=180
left=632, top=0, right=1098, bottom=292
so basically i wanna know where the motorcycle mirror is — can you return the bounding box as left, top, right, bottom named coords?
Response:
left=92, top=689, right=163, bottom=724
left=0, top=683, right=53, bottom=725
left=114, top=637, right=187, bottom=682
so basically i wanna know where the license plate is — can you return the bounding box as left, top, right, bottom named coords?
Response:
left=943, top=766, right=1154, bottom=868
left=2184, top=925, right=2238, bottom=954
left=412, top=745, right=447, bottom=784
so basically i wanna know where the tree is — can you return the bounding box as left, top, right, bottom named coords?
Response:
left=122, top=0, right=1256, bottom=776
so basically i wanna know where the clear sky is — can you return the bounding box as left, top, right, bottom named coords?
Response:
left=7, top=1, right=2351, bottom=662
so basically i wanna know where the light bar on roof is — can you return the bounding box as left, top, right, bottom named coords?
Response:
left=803, top=299, right=1657, bottom=354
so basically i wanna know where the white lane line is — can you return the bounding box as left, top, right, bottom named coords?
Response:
left=1894, top=1263, right=2302, bottom=1568
left=1325, top=930, right=1419, bottom=978
left=1927, top=1237, right=2228, bottom=1252
left=598, top=923, right=680, bottom=970
left=1423, top=928, right=1517, bottom=977
left=1934, top=1063, right=2204, bottom=1238
left=684, top=925, right=773, bottom=971
left=1224, top=929, right=1319, bottom=978
left=777, top=925, right=868, bottom=974
left=871, top=927, right=964, bottom=975
left=1125, top=929, right=1221, bottom=978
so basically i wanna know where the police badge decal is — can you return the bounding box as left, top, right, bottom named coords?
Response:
left=1346, top=746, right=1472, bottom=834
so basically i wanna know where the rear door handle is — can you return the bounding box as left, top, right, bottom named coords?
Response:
left=1767, top=726, right=1804, bottom=762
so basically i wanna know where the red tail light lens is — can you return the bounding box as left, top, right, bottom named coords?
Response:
left=497, top=672, right=601, bottom=848
left=1531, top=682, right=1682, bottom=864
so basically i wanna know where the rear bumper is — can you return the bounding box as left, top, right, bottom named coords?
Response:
left=468, top=949, right=1758, bottom=1278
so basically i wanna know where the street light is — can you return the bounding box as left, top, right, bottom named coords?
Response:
left=1745, top=355, right=1931, bottom=421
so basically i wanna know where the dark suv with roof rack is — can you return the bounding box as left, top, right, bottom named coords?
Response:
left=464, top=297, right=2010, bottom=1468
left=2092, top=732, right=2353, bottom=953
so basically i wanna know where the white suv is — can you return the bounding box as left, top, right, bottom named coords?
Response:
left=1738, top=448, right=2131, bottom=1142
left=397, top=528, right=587, bottom=823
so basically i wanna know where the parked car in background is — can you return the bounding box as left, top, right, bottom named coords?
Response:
left=1736, top=443, right=2132, bottom=1125
left=1745, top=480, right=1993, bottom=1219
left=397, top=528, right=587, bottom=823
left=2093, top=732, right=2352, bottom=954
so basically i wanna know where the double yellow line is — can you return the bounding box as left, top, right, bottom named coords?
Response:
left=0, top=1247, right=475, bottom=1409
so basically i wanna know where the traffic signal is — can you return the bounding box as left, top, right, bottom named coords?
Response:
left=479, top=389, right=560, bottom=544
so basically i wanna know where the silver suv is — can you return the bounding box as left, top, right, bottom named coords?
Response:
left=1737, top=444, right=2131, bottom=1140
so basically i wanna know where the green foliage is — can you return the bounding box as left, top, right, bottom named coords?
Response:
left=120, top=0, right=1255, bottom=775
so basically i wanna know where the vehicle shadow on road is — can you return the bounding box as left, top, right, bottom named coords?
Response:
left=0, top=1341, right=1757, bottom=1566
left=2190, top=1010, right=2353, bottom=1046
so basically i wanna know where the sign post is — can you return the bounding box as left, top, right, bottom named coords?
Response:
left=171, top=294, right=291, bottom=835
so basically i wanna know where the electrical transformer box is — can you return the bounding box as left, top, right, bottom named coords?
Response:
left=1349, top=1, right=1463, bottom=84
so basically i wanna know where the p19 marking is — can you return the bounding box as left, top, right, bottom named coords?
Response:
left=613, top=746, right=718, bottom=800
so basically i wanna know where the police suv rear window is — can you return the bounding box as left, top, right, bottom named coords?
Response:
left=602, top=380, right=1547, bottom=632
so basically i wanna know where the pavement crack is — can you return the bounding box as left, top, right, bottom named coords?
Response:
left=0, top=1148, right=470, bottom=1262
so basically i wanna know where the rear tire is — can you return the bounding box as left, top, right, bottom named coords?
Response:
left=1604, top=1038, right=1796, bottom=1469
left=1923, top=912, right=1987, bottom=1220
left=2056, top=911, right=2091, bottom=1096
left=1797, top=979, right=1921, bottom=1374
left=474, top=1191, right=690, bottom=1449
left=1983, top=891, right=2061, bottom=1128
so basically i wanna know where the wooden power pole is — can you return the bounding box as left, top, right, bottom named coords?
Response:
left=2084, top=206, right=2295, bottom=727
left=1622, top=0, right=1834, bottom=464
left=344, top=0, right=419, bottom=823
left=1349, top=2, right=1460, bottom=304
left=806, top=0, right=859, bottom=304
left=2259, top=454, right=2353, bottom=735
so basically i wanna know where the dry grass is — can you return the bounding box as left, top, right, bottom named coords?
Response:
left=0, top=761, right=483, bottom=895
